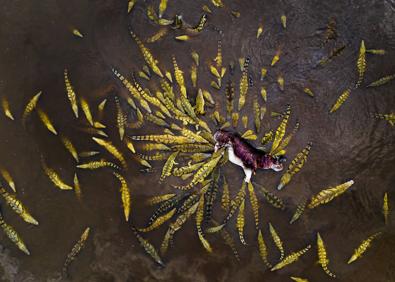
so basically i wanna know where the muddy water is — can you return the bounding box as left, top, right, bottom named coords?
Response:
left=0, top=0, right=394, bottom=281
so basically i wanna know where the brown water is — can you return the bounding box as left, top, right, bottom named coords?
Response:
left=0, top=0, right=395, bottom=281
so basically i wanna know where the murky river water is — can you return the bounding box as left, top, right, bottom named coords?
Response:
left=0, top=0, right=395, bottom=281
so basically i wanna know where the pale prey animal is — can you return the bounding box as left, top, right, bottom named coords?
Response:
left=214, top=129, right=286, bottom=182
